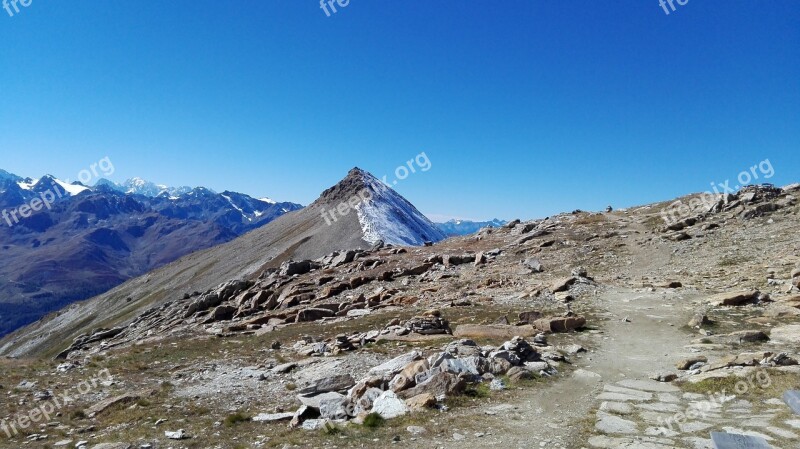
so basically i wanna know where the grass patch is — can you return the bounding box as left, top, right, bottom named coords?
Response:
left=224, top=411, right=251, bottom=427
left=681, top=370, right=800, bottom=398
left=464, top=382, right=491, bottom=399
left=362, top=412, right=385, bottom=429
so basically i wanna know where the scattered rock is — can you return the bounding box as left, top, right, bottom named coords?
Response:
left=706, top=290, right=760, bottom=306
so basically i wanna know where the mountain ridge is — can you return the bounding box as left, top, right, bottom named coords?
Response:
left=0, top=169, right=302, bottom=337
left=0, top=167, right=446, bottom=356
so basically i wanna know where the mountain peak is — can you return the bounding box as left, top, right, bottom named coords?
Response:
left=314, top=167, right=445, bottom=246
left=316, top=167, right=380, bottom=205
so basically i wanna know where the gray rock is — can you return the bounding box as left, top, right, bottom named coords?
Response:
left=369, top=351, right=423, bottom=376
left=371, top=391, right=408, bottom=419
left=252, top=412, right=294, bottom=422
left=595, top=412, right=638, bottom=434
left=710, top=432, right=771, bottom=448
left=522, top=258, right=543, bottom=273
left=319, top=395, right=350, bottom=420
left=164, top=429, right=188, bottom=440
left=297, top=374, right=355, bottom=395
left=354, top=387, right=383, bottom=415
left=297, top=391, right=345, bottom=410
left=784, top=390, right=800, bottom=414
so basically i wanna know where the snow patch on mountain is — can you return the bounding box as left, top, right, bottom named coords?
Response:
left=17, top=179, right=37, bottom=190
left=354, top=171, right=446, bottom=246
left=54, top=179, right=90, bottom=196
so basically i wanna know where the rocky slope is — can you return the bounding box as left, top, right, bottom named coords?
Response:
left=0, top=182, right=798, bottom=449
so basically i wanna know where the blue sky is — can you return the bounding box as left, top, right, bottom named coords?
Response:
left=1, top=1, right=798, bottom=221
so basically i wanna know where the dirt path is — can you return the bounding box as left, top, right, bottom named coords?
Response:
left=429, top=287, right=695, bottom=449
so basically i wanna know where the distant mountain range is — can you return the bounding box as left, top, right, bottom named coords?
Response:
left=436, top=218, right=507, bottom=236
left=0, top=167, right=449, bottom=356
left=0, top=170, right=301, bottom=337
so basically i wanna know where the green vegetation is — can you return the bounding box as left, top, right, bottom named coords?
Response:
left=362, top=412, right=385, bottom=429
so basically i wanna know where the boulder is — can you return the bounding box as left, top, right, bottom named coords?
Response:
left=369, top=351, right=423, bottom=377
left=85, top=393, right=142, bottom=418
left=551, top=277, right=578, bottom=293
left=297, top=374, right=355, bottom=395
left=212, top=305, right=237, bottom=321
left=533, top=316, right=586, bottom=333
left=393, top=359, right=431, bottom=390
left=506, top=366, right=534, bottom=382
left=405, top=315, right=451, bottom=335
left=443, top=255, right=476, bottom=267
left=280, top=260, right=314, bottom=276
left=353, top=387, right=383, bottom=415
left=706, top=290, right=760, bottom=306
left=295, top=308, right=335, bottom=323
left=252, top=412, right=295, bottom=422
left=405, top=393, right=436, bottom=412
left=289, top=405, right=319, bottom=428
left=522, top=258, right=544, bottom=273
left=319, top=395, right=350, bottom=420
left=438, top=356, right=488, bottom=377
left=371, top=391, right=409, bottom=419
left=184, top=292, right=222, bottom=317
left=688, top=312, right=712, bottom=328
left=444, top=339, right=483, bottom=357
left=331, top=250, right=357, bottom=267
left=398, top=372, right=466, bottom=400
left=518, top=311, right=542, bottom=323
left=297, top=391, right=345, bottom=411
left=676, top=356, right=708, bottom=370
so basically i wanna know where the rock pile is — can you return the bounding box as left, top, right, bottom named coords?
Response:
left=273, top=336, right=565, bottom=430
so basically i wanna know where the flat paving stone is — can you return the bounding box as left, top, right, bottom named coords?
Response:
left=617, top=379, right=681, bottom=393
left=680, top=421, right=713, bottom=433
left=645, top=426, right=680, bottom=437
left=764, top=426, right=797, bottom=439
left=659, top=392, right=681, bottom=403
left=683, top=436, right=714, bottom=449
left=597, top=392, right=651, bottom=402
left=636, top=402, right=682, bottom=413
left=595, top=412, right=639, bottom=435
left=783, top=390, right=800, bottom=414
left=604, top=384, right=654, bottom=399
left=785, top=419, right=800, bottom=429
left=710, top=432, right=772, bottom=449
left=719, top=428, right=775, bottom=442
left=600, top=401, right=634, bottom=415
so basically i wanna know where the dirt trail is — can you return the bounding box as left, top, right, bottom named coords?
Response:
left=433, top=287, right=695, bottom=449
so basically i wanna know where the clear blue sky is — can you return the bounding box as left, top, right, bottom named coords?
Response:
left=1, top=1, right=798, bottom=221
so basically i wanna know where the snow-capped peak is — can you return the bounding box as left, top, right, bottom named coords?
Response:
left=348, top=168, right=446, bottom=246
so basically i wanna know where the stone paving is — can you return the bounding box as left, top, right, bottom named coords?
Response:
left=587, top=378, right=798, bottom=449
